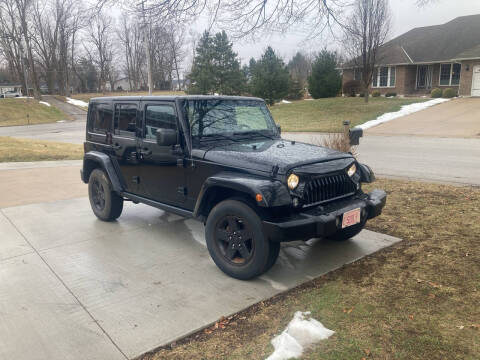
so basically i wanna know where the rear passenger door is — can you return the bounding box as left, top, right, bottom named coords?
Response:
left=111, top=102, right=141, bottom=194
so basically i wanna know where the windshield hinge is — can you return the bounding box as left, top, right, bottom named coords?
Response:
left=270, top=164, right=279, bottom=179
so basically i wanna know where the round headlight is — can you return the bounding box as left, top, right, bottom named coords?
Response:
left=287, top=173, right=299, bottom=190
left=347, top=163, right=357, bottom=177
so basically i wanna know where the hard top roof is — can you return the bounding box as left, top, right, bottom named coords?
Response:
left=90, top=95, right=265, bottom=102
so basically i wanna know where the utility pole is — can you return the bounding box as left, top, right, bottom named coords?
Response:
left=139, top=0, right=153, bottom=95
left=19, top=41, right=29, bottom=97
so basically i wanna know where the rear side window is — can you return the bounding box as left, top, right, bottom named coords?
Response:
left=88, top=103, right=112, bottom=133
left=114, top=103, right=137, bottom=137
left=144, top=104, right=176, bottom=141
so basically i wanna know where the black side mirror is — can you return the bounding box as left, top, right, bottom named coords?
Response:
left=156, top=128, right=178, bottom=146
left=276, top=125, right=281, bottom=135
left=349, top=127, right=363, bottom=146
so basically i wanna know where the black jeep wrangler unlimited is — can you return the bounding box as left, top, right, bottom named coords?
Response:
left=81, top=96, right=386, bottom=280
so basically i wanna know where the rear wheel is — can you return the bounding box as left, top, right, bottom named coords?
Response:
left=88, top=168, right=123, bottom=221
left=205, top=199, right=277, bottom=280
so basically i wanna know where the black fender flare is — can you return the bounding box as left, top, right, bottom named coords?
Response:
left=193, top=172, right=292, bottom=217
left=81, top=151, right=123, bottom=192
left=359, top=163, right=376, bottom=183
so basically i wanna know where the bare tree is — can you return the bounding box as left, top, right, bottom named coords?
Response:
left=0, top=0, right=27, bottom=92
left=343, top=0, right=391, bottom=103
left=117, top=14, right=144, bottom=91
left=85, top=12, right=114, bottom=93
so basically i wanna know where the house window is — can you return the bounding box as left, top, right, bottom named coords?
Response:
left=439, top=63, right=461, bottom=86
left=372, top=66, right=396, bottom=88
left=354, top=68, right=362, bottom=81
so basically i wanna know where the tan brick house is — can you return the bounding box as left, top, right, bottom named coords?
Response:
left=342, top=14, right=480, bottom=97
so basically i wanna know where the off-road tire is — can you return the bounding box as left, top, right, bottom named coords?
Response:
left=326, top=221, right=365, bottom=241
left=264, top=241, right=280, bottom=272
left=88, top=168, right=123, bottom=221
left=205, top=199, right=276, bottom=280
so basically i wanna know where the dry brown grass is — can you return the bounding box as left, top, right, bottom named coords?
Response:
left=0, top=98, right=68, bottom=126
left=270, top=97, right=428, bottom=132
left=143, top=179, right=480, bottom=360
left=317, top=131, right=358, bottom=157
left=0, top=136, right=83, bottom=162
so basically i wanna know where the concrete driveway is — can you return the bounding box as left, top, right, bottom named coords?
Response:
left=0, top=163, right=401, bottom=360
left=367, top=97, right=480, bottom=138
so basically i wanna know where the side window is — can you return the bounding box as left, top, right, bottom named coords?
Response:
left=88, top=102, right=112, bottom=133
left=144, top=104, right=176, bottom=141
left=114, top=103, right=137, bottom=137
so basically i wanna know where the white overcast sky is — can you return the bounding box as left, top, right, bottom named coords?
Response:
left=190, top=0, right=480, bottom=64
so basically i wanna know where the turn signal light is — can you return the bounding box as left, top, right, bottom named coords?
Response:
left=255, top=194, right=263, bottom=202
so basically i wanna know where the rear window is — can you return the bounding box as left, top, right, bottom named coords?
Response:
left=88, top=103, right=112, bottom=133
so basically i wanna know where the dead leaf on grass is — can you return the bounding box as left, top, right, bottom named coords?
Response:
left=364, top=348, right=371, bottom=356
left=428, top=281, right=441, bottom=288
left=343, top=307, right=354, bottom=314
left=408, top=314, right=414, bottom=320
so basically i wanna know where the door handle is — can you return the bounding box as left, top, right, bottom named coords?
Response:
left=112, top=143, right=122, bottom=150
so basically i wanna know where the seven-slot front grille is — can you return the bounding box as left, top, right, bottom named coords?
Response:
left=302, top=173, right=356, bottom=206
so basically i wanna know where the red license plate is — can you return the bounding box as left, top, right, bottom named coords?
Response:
left=342, top=208, right=361, bottom=228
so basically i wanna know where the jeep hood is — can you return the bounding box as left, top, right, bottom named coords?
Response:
left=197, top=139, right=353, bottom=174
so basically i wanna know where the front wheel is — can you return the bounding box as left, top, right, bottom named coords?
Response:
left=88, top=168, right=123, bottom=221
left=205, top=200, right=277, bottom=280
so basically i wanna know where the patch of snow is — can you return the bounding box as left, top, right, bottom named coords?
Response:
left=304, top=98, right=314, bottom=101
left=15, top=96, right=33, bottom=99
left=56, top=120, right=66, bottom=123
left=66, top=97, right=88, bottom=108
left=266, top=311, right=334, bottom=360
left=281, top=100, right=292, bottom=104
left=357, top=98, right=450, bottom=130
left=39, top=101, right=51, bottom=107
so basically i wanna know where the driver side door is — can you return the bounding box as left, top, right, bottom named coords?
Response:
left=137, top=101, right=186, bottom=206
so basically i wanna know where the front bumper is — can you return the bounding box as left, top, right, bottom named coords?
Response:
left=263, top=189, right=387, bottom=242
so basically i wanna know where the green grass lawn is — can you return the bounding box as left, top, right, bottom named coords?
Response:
left=0, top=98, right=68, bottom=127
left=270, top=97, right=429, bottom=132
left=0, top=136, right=83, bottom=162
left=146, top=179, right=480, bottom=360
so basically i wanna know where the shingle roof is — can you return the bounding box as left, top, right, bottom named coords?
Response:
left=344, top=14, right=480, bottom=67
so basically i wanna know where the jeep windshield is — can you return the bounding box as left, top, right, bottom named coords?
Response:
left=183, top=99, right=279, bottom=143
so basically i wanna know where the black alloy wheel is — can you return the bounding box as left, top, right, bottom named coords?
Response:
left=205, top=199, right=278, bottom=280
left=88, top=168, right=124, bottom=221
left=91, top=177, right=106, bottom=211
left=215, top=215, right=255, bottom=265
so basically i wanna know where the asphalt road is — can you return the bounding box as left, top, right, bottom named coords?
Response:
left=283, top=132, right=480, bottom=187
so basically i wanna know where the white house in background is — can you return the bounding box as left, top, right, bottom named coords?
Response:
left=0, top=84, right=22, bottom=95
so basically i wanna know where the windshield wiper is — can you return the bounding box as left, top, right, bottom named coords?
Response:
left=233, top=130, right=275, bottom=140
left=197, top=133, right=240, bottom=142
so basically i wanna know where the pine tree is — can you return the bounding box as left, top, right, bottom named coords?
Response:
left=308, top=50, right=342, bottom=99
left=187, top=31, right=215, bottom=94
left=250, top=47, right=289, bottom=105
left=187, top=31, right=246, bottom=95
